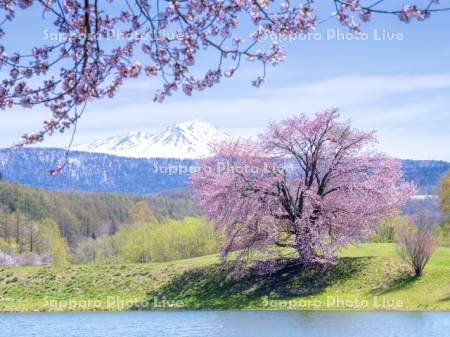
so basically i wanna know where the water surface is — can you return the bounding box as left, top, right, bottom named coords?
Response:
left=1, top=311, right=449, bottom=337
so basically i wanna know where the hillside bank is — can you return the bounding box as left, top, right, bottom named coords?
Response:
left=0, top=244, right=449, bottom=312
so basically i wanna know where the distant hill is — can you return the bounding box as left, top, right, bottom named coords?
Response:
left=401, top=159, right=450, bottom=193
left=0, top=148, right=448, bottom=195
left=0, top=148, right=194, bottom=194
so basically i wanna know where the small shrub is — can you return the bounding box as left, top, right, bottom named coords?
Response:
left=395, top=216, right=436, bottom=277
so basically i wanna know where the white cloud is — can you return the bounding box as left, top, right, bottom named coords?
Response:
left=2, top=73, right=450, bottom=161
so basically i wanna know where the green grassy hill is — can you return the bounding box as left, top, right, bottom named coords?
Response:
left=0, top=244, right=449, bottom=312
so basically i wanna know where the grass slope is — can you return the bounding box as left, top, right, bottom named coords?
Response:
left=0, top=244, right=449, bottom=312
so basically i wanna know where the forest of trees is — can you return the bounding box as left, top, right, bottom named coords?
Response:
left=0, top=178, right=207, bottom=266
left=72, top=210, right=217, bottom=265
left=0, top=179, right=200, bottom=243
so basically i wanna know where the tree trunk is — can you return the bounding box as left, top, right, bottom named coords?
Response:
left=295, top=234, right=319, bottom=265
left=3, top=212, right=8, bottom=241
left=16, top=213, right=20, bottom=247
left=29, top=223, right=33, bottom=253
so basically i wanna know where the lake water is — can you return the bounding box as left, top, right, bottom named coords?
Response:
left=1, top=311, right=449, bottom=337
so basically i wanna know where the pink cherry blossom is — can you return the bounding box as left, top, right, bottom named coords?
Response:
left=193, top=109, right=415, bottom=266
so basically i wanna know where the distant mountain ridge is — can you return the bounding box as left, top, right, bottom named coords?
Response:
left=0, top=148, right=193, bottom=194
left=73, top=120, right=231, bottom=159
left=401, top=159, right=450, bottom=193
left=0, top=148, right=448, bottom=195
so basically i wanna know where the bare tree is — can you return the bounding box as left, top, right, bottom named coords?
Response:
left=396, top=213, right=436, bottom=277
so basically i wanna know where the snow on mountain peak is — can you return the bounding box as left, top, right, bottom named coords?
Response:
left=72, top=120, right=231, bottom=159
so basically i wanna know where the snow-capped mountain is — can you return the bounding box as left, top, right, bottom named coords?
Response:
left=72, top=120, right=231, bottom=159
left=73, top=131, right=155, bottom=157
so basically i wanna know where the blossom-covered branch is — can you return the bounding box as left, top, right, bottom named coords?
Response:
left=0, top=1, right=447, bottom=146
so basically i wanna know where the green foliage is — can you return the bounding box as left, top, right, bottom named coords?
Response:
left=69, top=217, right=217, bottom=264
left=128, top=202, right=157, bottom=225
left=0, top=180, right=200, bottom=248
left=0, top=180, right=205, bottom=264
left=115, top=217, right=217, bottom=263
left=440, top=172, right=450, bottom=213
left=116, top=223, right=156, bottom=263
left=0, top=237, right=18, bottom=255
left=370, top=215, right=408, bottom=243
left=38, top=219, right=68, bottom=268
left=0, top=180, right=131, bottom=243
left=71, top=234, right=119, bottom=265
left=70, top=238, right=96, bottom=264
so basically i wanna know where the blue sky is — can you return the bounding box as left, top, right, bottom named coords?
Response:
left=1, top=4, right=449, bottom=161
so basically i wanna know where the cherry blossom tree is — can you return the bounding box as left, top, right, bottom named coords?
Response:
left=0, top=1, right=448, bottom=147
left=193, top=109, right=415, bottom=266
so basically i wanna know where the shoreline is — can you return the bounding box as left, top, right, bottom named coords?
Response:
left=1, top=307, right=450, bottom=314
